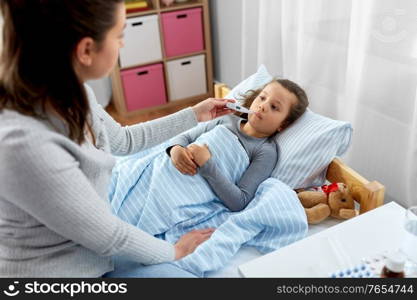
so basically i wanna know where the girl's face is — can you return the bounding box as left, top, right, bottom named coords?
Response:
left=75, top=3, right=126, bottom=81
left=247, top=82, right=297, bottom=137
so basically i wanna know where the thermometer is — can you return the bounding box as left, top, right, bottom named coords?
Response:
left=226, top=102, right=255, bottom=114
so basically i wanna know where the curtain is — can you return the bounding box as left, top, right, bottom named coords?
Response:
left=241, top=0, right=417, bottom=207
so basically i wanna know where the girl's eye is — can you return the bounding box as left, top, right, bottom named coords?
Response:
left=260, top=96, right=266, bottom=101
left=271, top=105, right=279, bottom=111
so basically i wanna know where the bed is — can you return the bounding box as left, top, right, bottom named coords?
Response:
left=207, top=82, right=385, bottom=277
left=108, top=70, right=386, bottom=277
left=214, top=82, right=384, bottom=214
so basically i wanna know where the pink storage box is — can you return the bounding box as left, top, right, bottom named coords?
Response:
left=121, top=63, right=167, bottom=111
left=161, top=8, right=205, bottom=57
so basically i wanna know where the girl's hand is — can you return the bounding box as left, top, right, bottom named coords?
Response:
left=192, top=98, right=234, bottom=122
left=174, top=228, right=215, bottom=260
left=187, top=144, right=211, bottom=167
left=170, top=145, right=197, bottom=175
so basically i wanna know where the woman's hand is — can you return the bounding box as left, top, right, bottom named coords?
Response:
left=174, top=228, right=215, bottom=260
left=187, top=144, right=211, bottom=167
left=192, top=98, right=234, bottom=122
left=170, top=145, right=197, bottom=175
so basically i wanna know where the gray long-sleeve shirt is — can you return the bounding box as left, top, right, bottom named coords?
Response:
left=167, top=115, right=278, bottom=212
left=0, top=84, right=198, bottom=278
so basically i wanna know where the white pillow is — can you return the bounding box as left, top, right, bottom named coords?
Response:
left=225, top=65, right=273, bottom=102
left=226, top=65, right=353, bottom=189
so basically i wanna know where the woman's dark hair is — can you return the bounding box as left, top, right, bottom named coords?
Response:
left=238, top=79, right=309, bottom=130
left=0, top=0, right=124, bottom=144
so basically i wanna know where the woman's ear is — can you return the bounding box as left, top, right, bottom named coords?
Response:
left=74, top=37, right=95, bottom=67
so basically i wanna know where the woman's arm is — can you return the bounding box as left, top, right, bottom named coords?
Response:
left=165, top=118, right=225, bottom=155
left=1, top=129, right=176, bottom=265
left=86, top=84, right=197, bottom=155
left=93, top=103, right=198, bottom=156
left=198, top=143, right=278, bottom=212
left=85, top=85, right=231, bottom=156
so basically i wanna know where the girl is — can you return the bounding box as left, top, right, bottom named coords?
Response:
left=0, top=0, right=232, bottom=277
left=168, top=79, right=309, bottom=211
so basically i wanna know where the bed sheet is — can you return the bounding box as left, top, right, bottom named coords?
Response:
left=206, top=218, right=342, bottom=277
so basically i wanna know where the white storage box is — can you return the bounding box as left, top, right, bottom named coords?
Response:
left=166, top=54, right=207, bottom=101
left=119, top=14, right=162, bottom=68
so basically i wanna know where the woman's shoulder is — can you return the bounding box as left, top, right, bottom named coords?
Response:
left=0, top=109, right=61, bottom=144
left=0, top=108, right=48, bottom=127
left=0, top=109, right=79, bottom=167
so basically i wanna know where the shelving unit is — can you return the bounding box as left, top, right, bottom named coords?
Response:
left=110, top=0, right=214, bottom=119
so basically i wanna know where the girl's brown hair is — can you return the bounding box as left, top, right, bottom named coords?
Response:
left=238, top=79, right=309, bottom=130
left=0, top=0, right=124, bottom=144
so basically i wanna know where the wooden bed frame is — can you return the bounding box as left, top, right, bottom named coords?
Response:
left=214, top=83, right=385, bottom=214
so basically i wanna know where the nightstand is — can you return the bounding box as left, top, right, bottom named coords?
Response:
left=238, top=202, right=408, bottom=277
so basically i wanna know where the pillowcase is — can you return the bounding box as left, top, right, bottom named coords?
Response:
left=225, top=65, right=353, bottom=189
left=225, top=64, right=273, bottom=102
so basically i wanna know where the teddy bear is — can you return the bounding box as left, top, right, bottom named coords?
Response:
left=297, top=182, right=358, bottom=224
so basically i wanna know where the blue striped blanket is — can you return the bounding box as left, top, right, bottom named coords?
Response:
left=108, top=125, right=308, bottom=277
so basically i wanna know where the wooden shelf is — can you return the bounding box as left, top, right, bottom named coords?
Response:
left=159, top=1, right=203, bottom=12
left=126, top=0, right=158, bottom=18
left=126, top=1, right=203, bottom=18
left=126, top=92, right=209, bottom=117
left=164, top=50, right=206, bottom=62
left=107, top=93, right=208, bottom=125
left=119, top=59, right=164, bottom=71
left=119, top=50, right=207, bottom=71
left=127, top=9, right=158, bottom=18
left=112, top=0, right=214, bottom=121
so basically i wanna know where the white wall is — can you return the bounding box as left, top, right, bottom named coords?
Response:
left=210, top=0, right=242, bottom=86
left=210, top=0, right=243, bottom=87
left=86, top=77, right=112, bottom=107
left=210, top=0, right=262, bottom=87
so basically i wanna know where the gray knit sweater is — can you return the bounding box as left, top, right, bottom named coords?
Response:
left=0, top=85, right=198, bottom=278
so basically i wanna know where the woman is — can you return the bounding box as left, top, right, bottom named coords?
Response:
left=0, top=0, right=232, bottom=277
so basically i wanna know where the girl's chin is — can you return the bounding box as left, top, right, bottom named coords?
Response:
left=248, top=115, right=261, bottom=125
left=247, top=119, right=261, bottom=131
